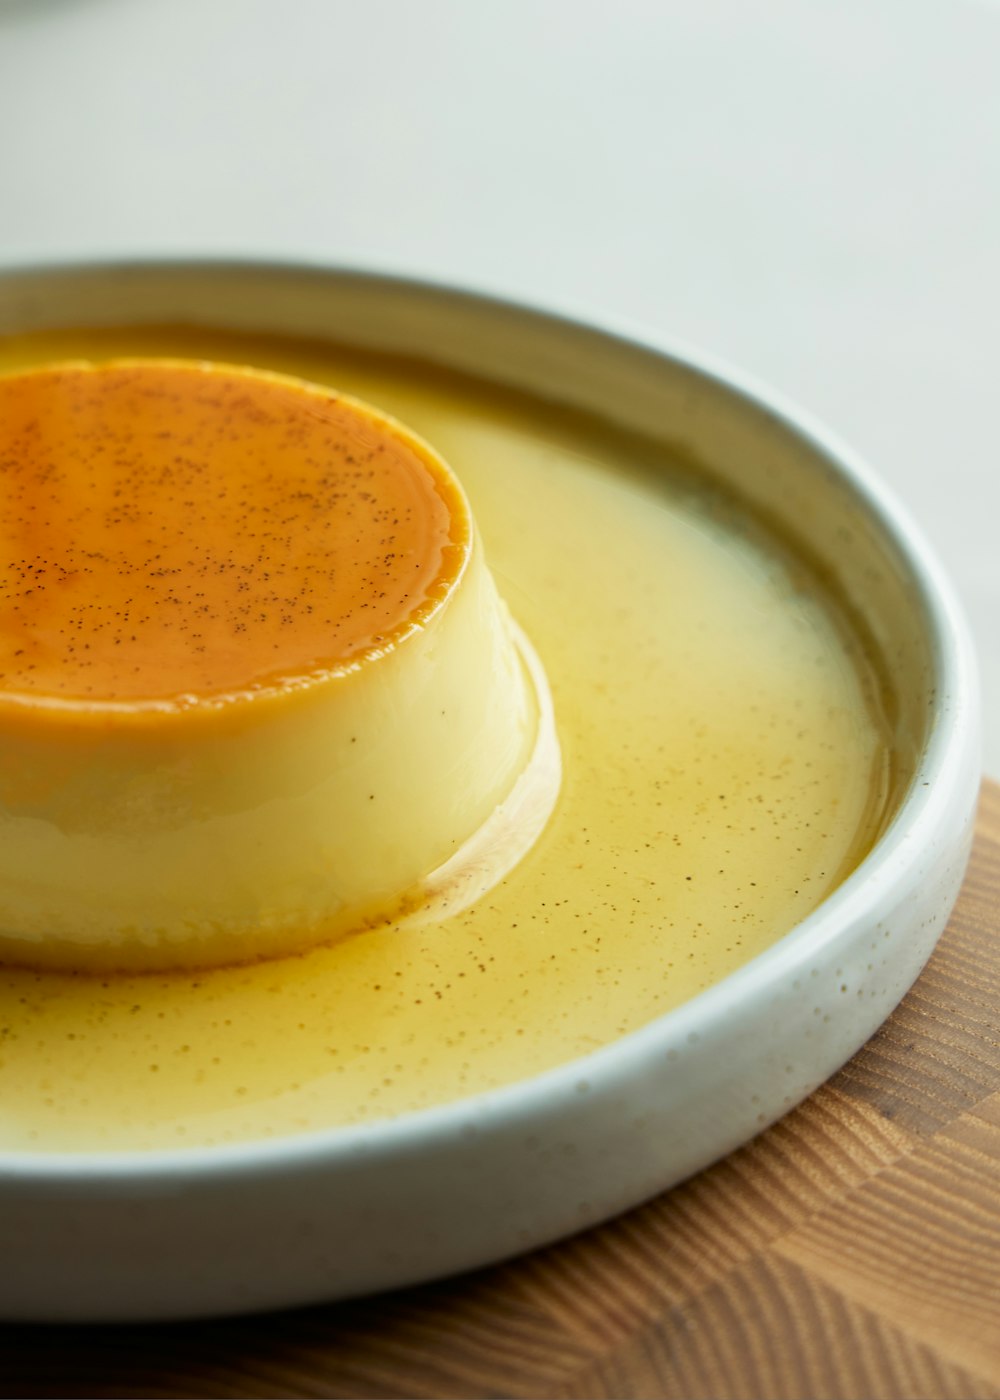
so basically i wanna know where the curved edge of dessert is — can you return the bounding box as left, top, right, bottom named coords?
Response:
left=0, top=358, right=562, bottom=972
left=403, top=617, right=561, bottom=929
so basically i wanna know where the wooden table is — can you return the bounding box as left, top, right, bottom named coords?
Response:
left=3, top=784, right=999, bottom=1400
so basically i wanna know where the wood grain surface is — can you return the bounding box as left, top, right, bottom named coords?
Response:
left=3, top=783, right=1000, bottom=1400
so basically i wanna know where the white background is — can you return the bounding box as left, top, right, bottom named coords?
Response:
left=1, top=0, right=997, bottom=771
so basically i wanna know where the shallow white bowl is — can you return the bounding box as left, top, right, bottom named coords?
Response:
left=0, top=260, right=981, bottom=1322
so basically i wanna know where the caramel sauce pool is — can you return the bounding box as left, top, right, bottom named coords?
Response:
left=0, top=326, right=894, bottom=1152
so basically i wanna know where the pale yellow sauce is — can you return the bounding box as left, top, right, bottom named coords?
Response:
left=0, top=326, right=893, bottom=1152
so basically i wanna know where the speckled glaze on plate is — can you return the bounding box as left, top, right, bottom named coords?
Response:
left=0, top=260, right=981, bottom=1322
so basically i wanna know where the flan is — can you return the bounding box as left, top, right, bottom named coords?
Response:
left=0, top=359, right=558, bottom=973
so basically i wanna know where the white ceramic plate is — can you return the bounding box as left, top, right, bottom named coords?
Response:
left=0, top=260, right=981, bottom=1322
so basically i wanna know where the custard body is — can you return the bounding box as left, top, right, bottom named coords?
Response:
left=0, top=360, right=540, bottom=970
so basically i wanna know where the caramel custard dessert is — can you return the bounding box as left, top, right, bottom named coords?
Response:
left=0, top=326, right=896, bottom=1153
left=0, top=360, right=556, bottom=972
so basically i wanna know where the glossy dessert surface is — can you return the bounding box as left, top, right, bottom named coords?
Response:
left=0, top=325, right=897, bottom=1152
left=0, top=360, right=465, bottom=704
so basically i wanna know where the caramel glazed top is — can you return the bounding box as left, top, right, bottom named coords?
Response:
left=0, top=359, right=468, bottom=710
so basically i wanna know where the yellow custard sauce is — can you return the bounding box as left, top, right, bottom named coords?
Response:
left=0, top=325, right=895, bottom=1152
